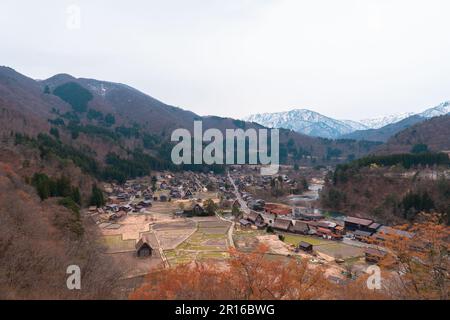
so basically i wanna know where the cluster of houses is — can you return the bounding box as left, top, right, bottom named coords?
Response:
left=343, top=216, right=414, bottom=243
left=232, top=171, right=310, bottom=196
left=88, top=171, right=229, bottom=223
left=89, top=198, right=154, bottom=222
left=156, top=171, right=231, bottom=201
left=240, top=208, right=414, bottom=261
left=240, top=211, right=345, bottom=240
left=241, top=210, right=413, bottom=241
left=231, top=170, right=418, bottom=264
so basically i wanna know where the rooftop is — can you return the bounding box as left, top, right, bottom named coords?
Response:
left=344, top=216, right=373, bottom=226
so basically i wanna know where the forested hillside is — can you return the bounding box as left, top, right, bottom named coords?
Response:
left=320, top=153, right=450, bottom=224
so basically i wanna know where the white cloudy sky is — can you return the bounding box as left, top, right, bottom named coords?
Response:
left=1, top=0, right=449, bottom=120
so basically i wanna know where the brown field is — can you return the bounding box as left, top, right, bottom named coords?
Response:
left=110, top=251, right=164, bottom=278
left=153, top=220, right=197, bottom=250
left=233, top=228, right=264, bottom=251
left=314, top=243, right=365, bottom=260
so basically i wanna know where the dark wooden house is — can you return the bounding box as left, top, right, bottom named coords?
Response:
left=183, top=203, right=204, bottom=217
left=272, top=218, right=294, bottom=232
left=135, top=236, right=153, bottom=258
left=344, top=216, right=373, bottom=232
left=293, top=221, right=310, bottom=235
left=247, top=211, right=267, bottom=229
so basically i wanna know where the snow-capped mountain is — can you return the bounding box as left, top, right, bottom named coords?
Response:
left=244, top=109, right=368, bottom=139
left=244, top=101, right=450, bottom=139
left=341, top=120, right=369, bottom=131
left=359, top=112, right=415, bottom=129
left=359, top=101, right=450, bottom=129
left=418, top=101, right=450, bottom=118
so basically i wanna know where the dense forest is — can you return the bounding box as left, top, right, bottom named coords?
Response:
left=320, top=153, right=450, bottom=224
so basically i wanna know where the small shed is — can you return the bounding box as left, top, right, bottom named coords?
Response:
left=298, top=241, right=313, bottom=252
left=136, top=236, right=153, bottom=258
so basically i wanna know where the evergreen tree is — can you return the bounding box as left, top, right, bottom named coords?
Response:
left=203, top=199, right=218, bottom=216
left=56, top=175, right=72, bottom=197
left=411, top=144, right=429, bottom=154
left=32, top=173, right=51, bottom=200
left=71, top=187, right=81, bottom=205
left=90, top=184, right=105, bottom=207
left=232, top=205, right=241, bottom=219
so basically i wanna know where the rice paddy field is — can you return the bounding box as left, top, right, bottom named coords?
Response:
left=165, top=218, right=231, bottom=266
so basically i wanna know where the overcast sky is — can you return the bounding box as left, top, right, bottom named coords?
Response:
left=1, top=0, right=449, bottom=120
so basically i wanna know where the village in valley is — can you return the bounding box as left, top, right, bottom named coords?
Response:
left=85, top=164, right=410, bottom=290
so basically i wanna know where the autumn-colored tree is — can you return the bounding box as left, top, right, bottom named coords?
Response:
left=336, top=274, right=389, bottom=300
left=130, top=245, right=331, bottom=300
left=224, top=245, right=331, bottom=300
left=130, top=218, right=449, bottom=300
left=129, top=262, right=228, bottom=300
left=374, top=214, right=449, bottom=300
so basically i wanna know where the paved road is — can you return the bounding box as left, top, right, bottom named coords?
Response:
left=227, top=172, right=250, bottom=214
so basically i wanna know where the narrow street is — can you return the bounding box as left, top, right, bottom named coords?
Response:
left=227, top=171, right=250, bottom=214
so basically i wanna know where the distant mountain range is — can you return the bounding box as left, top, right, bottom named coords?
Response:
left=358, top=112, right=415, bottom=129
left=244, top=109, right=367, bottom=140
left=244, top=102, right=450, bottom=141
left=0, top=66, right=378, bottom=172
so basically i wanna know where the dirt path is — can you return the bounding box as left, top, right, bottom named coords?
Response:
left=217, top=213, right=235, bottom=248
left=150, top=225, right=169, bottom=268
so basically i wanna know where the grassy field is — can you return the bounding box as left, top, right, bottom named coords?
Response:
left=178, top=230, right=228, bottom=251
left=281, top=233, right=330, bottom=246
left=165, top=250, right=198, bottom=265
left=101, top=235, right=136, bottom=252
